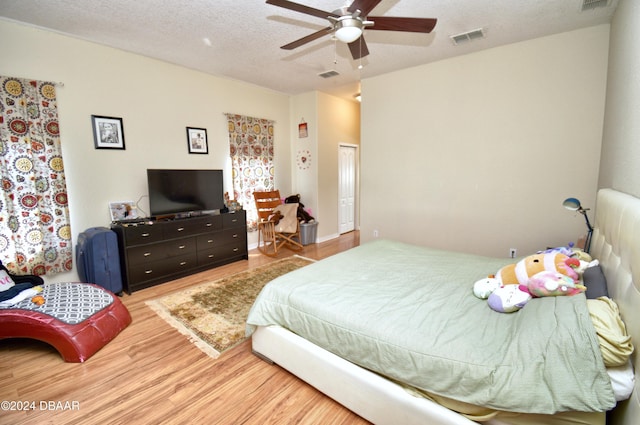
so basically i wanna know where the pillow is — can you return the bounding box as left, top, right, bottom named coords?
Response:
left=273, top=203, right=299, bottom=233
left=583, top=265, right=609, bottom=299
left=607, top=360, right=636, bottom=401
left=0, top=269, right=15, bottom=293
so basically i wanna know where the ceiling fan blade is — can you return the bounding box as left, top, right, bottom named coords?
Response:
left=367, top=16, right=437, bottom=33
left=266, top=0, right=339, bottom=20
left=281, top=26, right=334, bottom=50
left=347, top=0, right=382, bottom=16
left=348, top=36, right=370, bottom=60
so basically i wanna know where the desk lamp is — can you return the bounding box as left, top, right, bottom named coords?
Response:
left=563, top=197, right=593, bottom=253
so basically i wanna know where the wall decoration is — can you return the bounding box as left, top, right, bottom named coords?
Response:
left=297, top=149, right=311, bottom=170
left=109, top=201, right=138, bottom=222
left=298, top=120, right=308, bottom=138
left=92, top=115, right=125, bottom=150
left=187, top=127, right=208, bottom=154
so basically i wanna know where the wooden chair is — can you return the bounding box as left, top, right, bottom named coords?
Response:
left=253, top=190, right=303, bottom=256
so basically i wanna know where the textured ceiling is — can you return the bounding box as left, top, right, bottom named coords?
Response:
left=0, top=0, right=619, bottom=101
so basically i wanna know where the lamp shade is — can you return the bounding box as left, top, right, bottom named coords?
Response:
left=562, top=196, right=593, bottom=253
left=563, top=197, right=582, bottom=211
left=335, top=18, right=363, bottom=43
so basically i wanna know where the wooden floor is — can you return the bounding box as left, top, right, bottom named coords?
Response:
left=0, top=231, right=370, bottom=425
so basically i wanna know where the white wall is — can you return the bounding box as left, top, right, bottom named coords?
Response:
left=289, top=91, right=360, bottom=242
left=0, top=19, right=292, bottom=283
left=316, top=92, right=360, bottom=241
left=290, top=92, right=319, bottom=227
left=361, top=25, right=610, bottom=257
left=599, top=0, right=640, bottom=197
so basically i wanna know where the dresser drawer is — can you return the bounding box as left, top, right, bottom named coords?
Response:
left=127, top=244, right=167, bottom=266
left=197, top=246, right=228, bottom=265
left=223, top=211, right=245, bottom=229
left=123, top=224, right=163, bottom=245
left=192, top=214, right=223, bottom=233
left=196, top=233, right=221, bottom=250
left=129, top=253, right=197, bottom=283
left=218, top=228, right=247, bottom=246
left=197, top=234, right=246, bottom=266
left=163, top=237, right=197, bottom=257
left=162, top=220, right=198, bottom=240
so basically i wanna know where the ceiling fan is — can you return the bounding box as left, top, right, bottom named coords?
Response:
left=266, top=0, right=437, bottom=60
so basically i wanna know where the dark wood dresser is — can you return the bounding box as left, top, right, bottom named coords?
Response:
left=111, top=211, right=247, bottom=294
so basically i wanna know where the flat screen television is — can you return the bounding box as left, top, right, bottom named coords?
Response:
left=147, top=169, right=225, bottom=217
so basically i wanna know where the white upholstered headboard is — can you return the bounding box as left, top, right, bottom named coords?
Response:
left=589, top=189, right=639, bottom=425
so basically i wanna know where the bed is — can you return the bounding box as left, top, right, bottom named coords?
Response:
left=247, top=188, right=638, bottom=425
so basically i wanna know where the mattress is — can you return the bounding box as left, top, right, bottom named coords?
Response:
left=247, top=239, right=616, bottom=414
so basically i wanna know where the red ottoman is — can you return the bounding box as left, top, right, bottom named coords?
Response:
left=0, top=282, right=131, bottom=362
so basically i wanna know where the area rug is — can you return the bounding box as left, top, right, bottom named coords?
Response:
left=146, top=256, right=314, bottom=358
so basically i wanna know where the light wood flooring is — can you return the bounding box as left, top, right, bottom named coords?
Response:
left=0, top=231, right=370, bottom=425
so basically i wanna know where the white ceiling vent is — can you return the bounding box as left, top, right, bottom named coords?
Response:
left=318, top=70, right=340, bottom=79
left=450, top=28, right=485, bottom=45
left=581, top=0, right=610, bottom=11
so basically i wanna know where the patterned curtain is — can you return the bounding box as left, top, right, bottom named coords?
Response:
left=0, top=76, right=73, bottom=275
left=225, top=114, right=275, bottom=231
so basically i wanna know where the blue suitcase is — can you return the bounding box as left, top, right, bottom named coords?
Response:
left=76, top=227, right=123, bottom=295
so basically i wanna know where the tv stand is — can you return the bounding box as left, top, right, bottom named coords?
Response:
left=111, top=210, right=247, bottom=294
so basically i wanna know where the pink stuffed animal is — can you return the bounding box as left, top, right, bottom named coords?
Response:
left=522, top=271, right=586, bottom=298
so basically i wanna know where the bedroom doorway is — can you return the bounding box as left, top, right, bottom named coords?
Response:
left=338, top=144, right=358, bottom=234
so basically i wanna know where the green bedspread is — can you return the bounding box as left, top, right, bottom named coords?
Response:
left=246, top=239, right=615, bottom=414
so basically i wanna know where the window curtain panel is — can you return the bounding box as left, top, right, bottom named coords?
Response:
left=0, top=76, right=73, bottom=275
left=225, top=113, right=275, bottom=231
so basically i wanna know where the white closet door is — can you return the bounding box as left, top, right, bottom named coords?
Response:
left=338, top=145, right=357, bottom=234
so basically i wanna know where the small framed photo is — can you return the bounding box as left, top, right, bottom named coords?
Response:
left=186, top=127, right=208, bottom=154
left=92, top=115, right=125, bottom=150
left=109, top=201, right=138, bottom=222
left=298, top=122, right=308, bottom=138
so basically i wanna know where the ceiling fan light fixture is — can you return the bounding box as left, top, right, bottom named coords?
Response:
left=334, top=18, right=363, bottom=43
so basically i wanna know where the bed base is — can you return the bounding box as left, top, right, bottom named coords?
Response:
left=252, top=325, right=477, bottom=425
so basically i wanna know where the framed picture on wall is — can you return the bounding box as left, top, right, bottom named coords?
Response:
left=92, top=115, right=125, bottom=150
left=186, top=127, right=208, bottom=154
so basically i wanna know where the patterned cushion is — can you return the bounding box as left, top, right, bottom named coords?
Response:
left=0, top=282, right=113, bottom=325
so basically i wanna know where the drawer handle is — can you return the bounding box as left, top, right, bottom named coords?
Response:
left=206, top=223, right=213, bottom=227
left=233, top=248, right=239, bottom=252
left=179, top=261, right=187, bottom=266
left=232, top=233, right=238, bottom=238
left=177, top=227, right=185, bottom=232
left=145, top=270, right=153, bottom=274
left=178, top=245, right=186, bottom=249
left=207, top=239, right=214, bottom=244
left=231, top=218, right=238, bottom=223
left=143, top=252, right=151, bottom=257
left=142, top=233, right=150, bottom=237
left=208, top=254, right=215, bottom=258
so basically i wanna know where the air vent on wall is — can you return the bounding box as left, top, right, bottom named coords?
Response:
left=450, top=28, right=485, bottom=45
left=318, top=70, right=340, bottom=79
left=581, top=0, right=610, bottom=11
